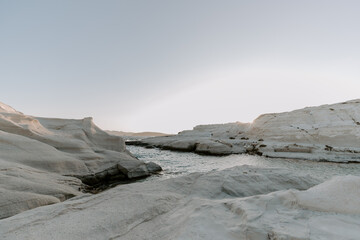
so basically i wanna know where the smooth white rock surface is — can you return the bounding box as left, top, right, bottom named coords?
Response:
left=0, top=165, right=324, bottom=240
left=2, top=166, right=359, bottom=240
left=0, top=101, right=159, bottom=219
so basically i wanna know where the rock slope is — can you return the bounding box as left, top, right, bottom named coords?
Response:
left=0, top=165, right=328, bottom=240
left=0, top=102, right=160, bottom=219
left=129, top=99, right=360, bottom=162
left=2, top=165, right=359, bottom=240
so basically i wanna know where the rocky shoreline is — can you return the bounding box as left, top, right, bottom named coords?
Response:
left=0, top=102, right=161, bottom=219
left=1, top=100, right=360, bottom=239
left=128, top=99, right=360, bottom=163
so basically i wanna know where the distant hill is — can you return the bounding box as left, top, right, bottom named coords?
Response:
left=106, top=130, right=171, bottom=137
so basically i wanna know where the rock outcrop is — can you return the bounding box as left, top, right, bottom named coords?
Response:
left=2, top=165, right=359, bottom=240
left=129, top=99, right=360, bottom=162
left=0, top=101, right=161, bottom=219
left=0, top=165, right=327, bottom=240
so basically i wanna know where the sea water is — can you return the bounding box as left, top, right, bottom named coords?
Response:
left=127, top=145, right=360, bottom=182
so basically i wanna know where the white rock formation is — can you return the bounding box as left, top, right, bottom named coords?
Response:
left=221, top=175, right=360, bottom=239
left=0, top=165, right=325, bottom=240
left=0, top=101, right=160, bottom=219
left=130, top=99, right=360, bottom=162
left=2, top=166, right=359, bottom=240
left=128, top=122, right=249, bottom=155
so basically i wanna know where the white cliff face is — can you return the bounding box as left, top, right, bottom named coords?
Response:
left=0, top=165, right=323, bottom=240
left=0, top=102, right=160, bottom=219
left=249, top=99, right=360, bottom=161
left=248, top=99, right=360, bottom=147
left=133, top=99, right=360, bottom=162
left=0, top=102, right=21, bottom=114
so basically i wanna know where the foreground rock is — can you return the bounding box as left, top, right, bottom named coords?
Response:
left=0, top=102, right=161, bottom=219
left=0, top=165, right=329, bottom=240
left=223, top=175, right=360, bottom=239
left=129, top=99, right=360, bottom=162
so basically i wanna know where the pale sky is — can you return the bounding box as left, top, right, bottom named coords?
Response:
left=1, top=0, right=360, bottom=133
